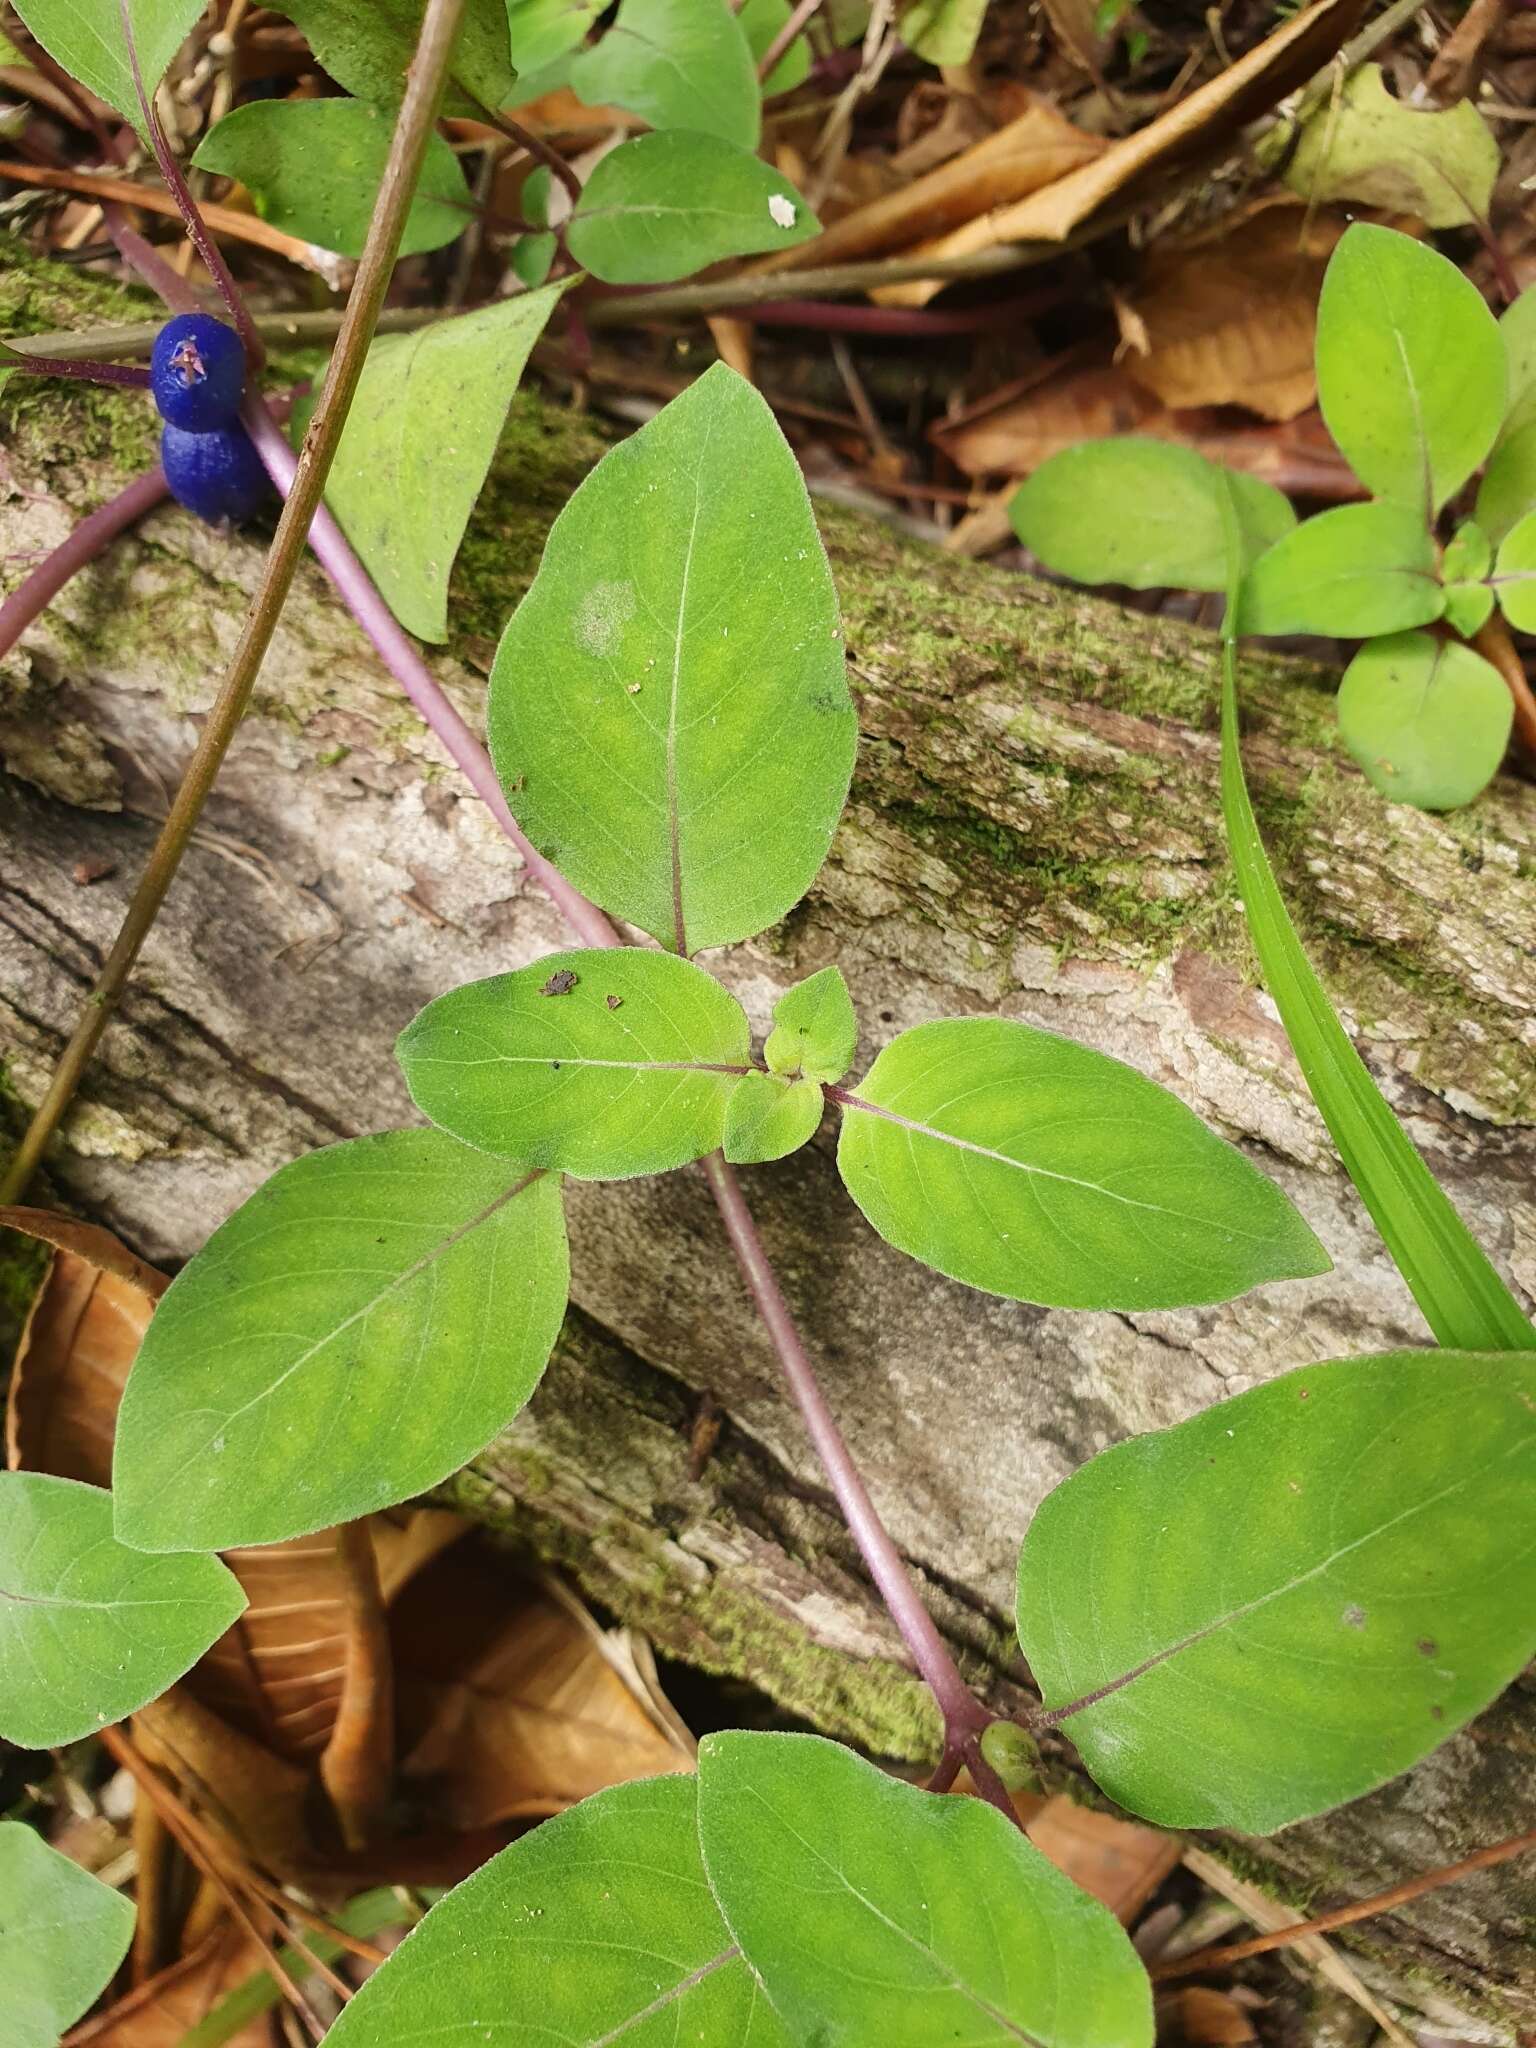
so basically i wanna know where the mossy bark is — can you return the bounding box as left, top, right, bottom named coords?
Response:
left=3, top=250, right=1535, bottom=2032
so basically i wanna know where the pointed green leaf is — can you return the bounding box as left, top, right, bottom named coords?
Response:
left=568, top=132, right=817, bottom=284
left=266, top=0, right=519, bottom=113
left=1282, top=64, right=1497, bottom=229
left=399, top=947, right=751, bottom=1177
left=298, top=285, right=569, bottom=642
left=723, top=1071, right=823, bottom=1163
left=9, top=0, right=203, bottom=135
left=1473, top=417, right=1536, bottom=544
left=1237, top=501, right=1441, bottom=637
left=1337, top=630, right=1510, bottom=811
left=113, top=1130, right=569, bottom=1552
left=834, top=1017, right=1328, bottom=1310
left=1216, top=631, right=1534, bottom=1351
left=740, top=0, right=811, bottom=91
left=1495, top=507, right=1536, bottom=632
left=324, top=1775, right=792, bottom=2048
left=570, top=0, right=760, bottom=147
left=0, top=1822, right=136, bottom=2048
left=506, top=0, right=604, bottom=69
left=764, top=964, right=858, bottom=1082
left=1315, top=224, right=1505, bottom=516
left=1019, top=1351, right=1536, bottom=1831
left=490, top=364, right=856, bottom=953
left=1011, top=440, right=1296, bottom=594
left=1500, top=286, right=1536, bottom=436
left=194, top=98, right=472, bottom=260
left=0, top=1474, right=245, bottom=1746
left=697, top=1732, right=1153, bottom=2048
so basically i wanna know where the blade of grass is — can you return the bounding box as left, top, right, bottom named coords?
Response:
left=1215, top=481, right=1533, bottom=1353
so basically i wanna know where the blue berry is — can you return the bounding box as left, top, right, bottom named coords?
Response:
left=160, top=421, right=271, bottom=525
left=150, top=313, right=245, bottom=430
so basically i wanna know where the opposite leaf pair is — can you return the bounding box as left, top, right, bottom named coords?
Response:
left=324, top=1734, right=1155, bottom=2048
left=1014, top=224, right=1536, bottom=810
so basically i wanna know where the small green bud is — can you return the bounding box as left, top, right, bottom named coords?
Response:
left=978, top=1719, right=1039, bottom=1793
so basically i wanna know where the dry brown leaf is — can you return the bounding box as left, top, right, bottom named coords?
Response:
left=133, top=1689, right=314, bottom=1876
left=934, top=359, right=1360, bottom=500
left=1125, top=203, right=1348, bottom=421
left=1160, top=1984, right=1259, bottom=2045
left=391, top=1548, right=690, bottom=1829
left=1026, top=1796, right=1182, bottom=1923
left=1426, top=0, right=1507, bottom=107
left=874, top=0, right=1368, bottom=306
left=750, top=95, right=1104, bottom=275
left=67, top=1921, right=271, bottom=2048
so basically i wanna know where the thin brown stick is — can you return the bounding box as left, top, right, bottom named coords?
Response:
left=0, top=0, right=469, bottom=1207
left=1154, top=1825, right=1536, bottom=1981
left=97, top=1726, right=326, bottom=2040
left=758, top=0, right=822, bottom=80
left=318, top=1520, right=395, bottom=1851
left=1473, top=614, right=1536, bottom=761
left=0, top=159, right=335, bottom=270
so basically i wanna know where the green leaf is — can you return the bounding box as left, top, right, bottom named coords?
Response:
left=267, top=0, right=519, bottom=113
left=1282, top=63, right=1498, bottom=229
left=1442, top=580, right=1495, bottom=638
left=398, top=947, right=751, bottom=1177
left=568, top=132, right=817, bottom=284
left=740, top=0, right=811, bottom=92
left=490, top=363, right=856, bottom=953
left=112, top=1129, right=568, bottom=1552
left=1495, top=507, right=1536, bottom=632
left=1337, top=630, right=1511, bottom=812
left=1019, top=1350, right=1536, bottom=1831
left=570, top=0, right=760, bottom=148
left=834, top=1017, right=1329, bottom=1310
left=1010, top=440, right=1296, bottom=594
left=1217, top=632, right=1534, bottom=1351
left=506, top=0, right=604, bottom=69
left=0, top=1822, right=136, bottom=2048
left=297, top=285, right=569, bottom=642
left=1443, top=520, right=1491, bottom=584
left=323, top=1774, right=792, bottom=2048
left=510, top=228, right=556, bottom=286
left=697, top=1731, right=1154, bottom=2047
left=9, top=0, right=203, bottom=134
left=1238, top=502, right=1441, bottom=637
left=0, top=1473, right=245, bottom=1745
left=193, top=98, right=471, bottom=260
left=1473, top=418, right=1536, bottom=545
left=1315, top=224, right=1505, bottom=516
left=723, top=1071, right=823, bottom=1163
left=1500, top=287, right=1536, bottom=437
left=897, top=0, right=989, bottom=63
left=763, top=964, right=858, bottom=1082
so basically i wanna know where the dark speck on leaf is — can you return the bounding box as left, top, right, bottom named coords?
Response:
left=606, top=994, right=623, bottom=1011
left=1430, top=1704, right=1445, bottom=1720
left=1418, top=1637, right=1439, bottom=1657
left=552, top=1060, right=561, bottom=1071
left=541, top=969, right=579, bottom=996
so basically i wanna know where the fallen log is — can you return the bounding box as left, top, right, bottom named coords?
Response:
left=3, top=247, right=1535, bottom=2030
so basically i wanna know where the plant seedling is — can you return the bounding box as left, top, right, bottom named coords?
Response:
left=1013, top=223, right=1536, bottom=810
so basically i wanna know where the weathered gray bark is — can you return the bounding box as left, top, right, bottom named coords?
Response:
left=3, top=251, right=1535, bottom=2030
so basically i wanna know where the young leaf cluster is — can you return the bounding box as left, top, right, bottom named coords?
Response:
left=1014, top=224, right=1536, bottom=810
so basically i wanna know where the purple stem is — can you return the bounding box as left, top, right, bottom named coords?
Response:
left=239, top=401, right=618, bottom=952
left=729, top=295, right=1062, bottom=337
left=239, top=398, right=1010, bottom=1811
left=6, top=354, right=152, bottom=389
left=0, top=463, right=169, bottom=662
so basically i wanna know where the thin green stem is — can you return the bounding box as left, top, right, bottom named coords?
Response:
left=0, top=0, right=470, bottom=1206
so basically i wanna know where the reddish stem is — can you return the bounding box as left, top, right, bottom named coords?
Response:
left=5, top=353, right=151, bottom=389
left=0, top=464, right=169, bottom=662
